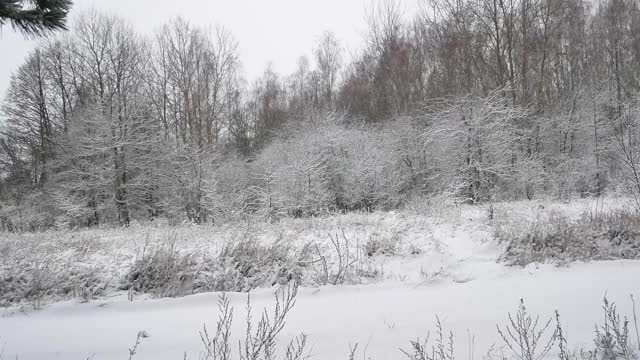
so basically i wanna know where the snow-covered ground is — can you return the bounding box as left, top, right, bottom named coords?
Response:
left=2, top=261, right=639, bottom=360
left=0, top=197, right=638, bottom=359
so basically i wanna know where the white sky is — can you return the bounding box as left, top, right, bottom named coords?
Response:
left=0, top=0, right=421, bottom=101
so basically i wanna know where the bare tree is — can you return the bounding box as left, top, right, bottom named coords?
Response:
left=1, top=49, right=54, bottom=186
left=152, top=17, right=240, bottom=149
left=613, top=100, right=640, bottom=210
left=314, top=31, right=342, bottom=104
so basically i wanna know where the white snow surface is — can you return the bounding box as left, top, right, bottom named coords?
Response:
left=2, top=261, right=639, bottom=360
left=1, top=198, right=638, bottom=360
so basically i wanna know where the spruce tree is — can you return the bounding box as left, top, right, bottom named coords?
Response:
left=0, top=0, right=72, bottom=37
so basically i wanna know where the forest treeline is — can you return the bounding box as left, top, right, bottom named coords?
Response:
left=1, top=0, right=640, bottom=231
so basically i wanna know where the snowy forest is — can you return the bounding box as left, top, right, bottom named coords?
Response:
left=2, top=0, right=640, bottom=231
left=5, top=2, right=640, bottom=359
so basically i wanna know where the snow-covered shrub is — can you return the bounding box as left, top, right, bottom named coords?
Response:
left=593, top=297, right=637, bottom=360
left=0, top=259, right=60, bottom=308
left=0, top=230, right=110, bottom=307
left=209, top=234, right=310, bottom=292
left=422, top=92, right=531, bottom=203
left=548, top=156, right=606, bottom=200
left=497, top=299, right=557, bottom=360
left=309, top=230, right=369, bottom=285
left=364, top=231, right=400, bottom=257
left=123, top=232, right=312, bottom=296
left=158, top=147, right=216, bottom=224
left=202, top=155, right=253, bottom=222
left=0, top=258, right=107, bottom=308
left=400, top=297, right=636, bottom=360
left=123, top=243, right=212, bottom=298
left=246, top=112, right=429, bottom=218
left=497, top=208, right=640, bottom=265
left=59, top=233, right=104, bottom=256
left=250, top=115, right=349, bottom=216
left=185, top=282, right=308, bottom=360
left=400, top=316, right=456, bottom=360
left=403, top=193, right=461, bottom=218
left=65, top=265, right=108, bottom=303
left=335, top=126, right=404, bottom=211
left=0, top=190, right=59, bottom=232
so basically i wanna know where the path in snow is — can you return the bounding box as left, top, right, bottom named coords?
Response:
left=377, top=215, right=503, bottom=285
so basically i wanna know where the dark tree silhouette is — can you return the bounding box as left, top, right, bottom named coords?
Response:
left=0, top=0, right=72, bottom=37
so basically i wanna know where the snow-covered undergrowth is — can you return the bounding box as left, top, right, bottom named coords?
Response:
left=0, top=202, right=481, bottom=307
left=495, top=197, right=640, bottom=265
left=1, top=197, right=640, bottom=359
left=0, top=197, right=636, bottom=308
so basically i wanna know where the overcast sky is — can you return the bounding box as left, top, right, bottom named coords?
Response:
left=0, top=0, right=421, bottom=101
